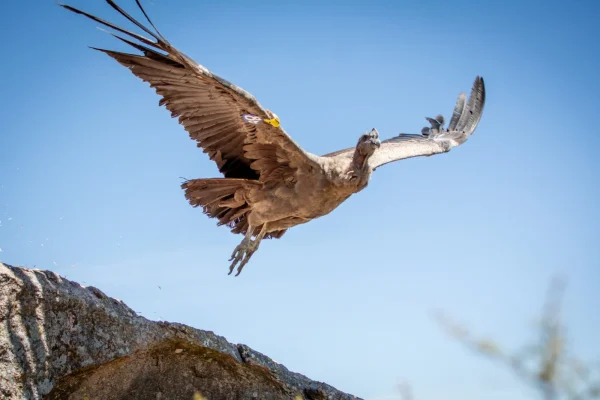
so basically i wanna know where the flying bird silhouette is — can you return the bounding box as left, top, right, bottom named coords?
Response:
left=61, top=0, right=486, bottom=276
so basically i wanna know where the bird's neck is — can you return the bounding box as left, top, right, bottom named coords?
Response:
left=349, top=149, right=373, bottom=190
left=351, top=148, right=372, bottom=174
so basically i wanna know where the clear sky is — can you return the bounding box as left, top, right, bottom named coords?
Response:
left=1, top=0, right=599, bottom=399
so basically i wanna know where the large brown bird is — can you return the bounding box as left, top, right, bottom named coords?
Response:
left=61, top=0, right=486, bottom=276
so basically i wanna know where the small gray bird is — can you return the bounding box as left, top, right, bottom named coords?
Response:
left=61, top=1, right=486, bottom=276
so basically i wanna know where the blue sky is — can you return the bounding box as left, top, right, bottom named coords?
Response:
left=1, top=0, right=599, bottom=398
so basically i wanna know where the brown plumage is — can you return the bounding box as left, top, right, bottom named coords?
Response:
left=61, top=1, right=486, bottom=276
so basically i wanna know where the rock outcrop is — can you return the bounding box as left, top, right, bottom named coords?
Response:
left=0, top=263, right=360, bottom=400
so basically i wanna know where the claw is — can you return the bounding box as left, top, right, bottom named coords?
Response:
left=228, top=237, right=249, bottom=274
left=228, top=240, right=256, bottom=275
left=235, top=249, right=256, bottom=277
left=229, top=244, right=243, bottom=262
left=228, top=252, right=241, bottom=275
left=227, top=224, right=268, bottom=276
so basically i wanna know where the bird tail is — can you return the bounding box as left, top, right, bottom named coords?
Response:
left=181, top=178, right=257, bottom=235
left=182, top=178, right=287, bottom=239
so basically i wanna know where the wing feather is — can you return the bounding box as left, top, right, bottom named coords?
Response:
left=321, top=77, right=485, bottom=170
left=369, top=76, right=485, bottom=169
left=61, top=1, right=318, bottom=182
left=457, top=77, right=486, bottom=133
left=448, top=92, right=466, bottom=131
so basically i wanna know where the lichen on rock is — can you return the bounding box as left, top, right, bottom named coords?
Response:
left=0, top=263, right=361, bottom=400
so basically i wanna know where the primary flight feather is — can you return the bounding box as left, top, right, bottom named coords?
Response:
left=61, top=0, right=486, bottom=276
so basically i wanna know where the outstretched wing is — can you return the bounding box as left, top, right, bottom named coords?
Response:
left=61, top=0, right=318, bottom=182
left=368, top=76, right=485, bottom=169
left=322, top=76, right=485, bottom=169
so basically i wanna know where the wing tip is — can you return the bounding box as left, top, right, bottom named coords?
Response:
left=87, top=46, right=133, bottom=59
left=475, top=75, right=486, bottom=98
left=87, top=46, right=119, bottom=58
left=465, top=75, right=486, bottom=133
left=58, top=3, right=79, bottom=12
left=476, top=75, right=486, bottom=107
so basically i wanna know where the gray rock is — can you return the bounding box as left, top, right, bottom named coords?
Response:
left=0, top=263, right=361, bottom=400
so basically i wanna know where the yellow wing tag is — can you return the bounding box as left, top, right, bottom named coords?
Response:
left=263, top=118, right=281, bottom=128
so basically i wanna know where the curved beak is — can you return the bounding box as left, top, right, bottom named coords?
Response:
left=369, top=128, right=380, bottom=148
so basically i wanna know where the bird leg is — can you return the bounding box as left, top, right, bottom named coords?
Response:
left=228, top=224, right=268, bottom=276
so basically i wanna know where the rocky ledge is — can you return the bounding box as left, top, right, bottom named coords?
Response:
left=0, top=263, right=360, bottom=400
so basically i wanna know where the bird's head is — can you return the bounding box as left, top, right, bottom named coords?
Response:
left=356, top=128, right=381, bottom=156
left=352, top=128, right=380, bottom=171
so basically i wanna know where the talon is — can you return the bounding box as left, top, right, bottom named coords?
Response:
left=228, top=239, right=248, bottom=265
left=235, top=264, right=246, bottom=277
left=227, top=224, right=268, bottom=276
left=234, top=249, right=255, bottom=277
left=228, top=254, right=241, bottom=275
